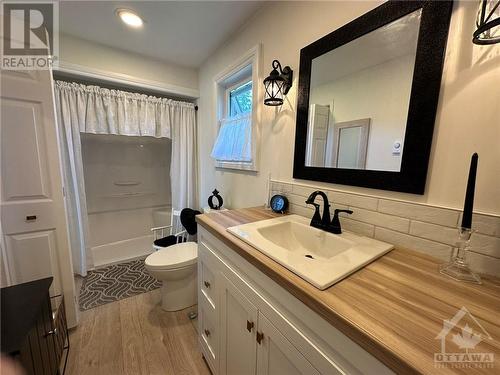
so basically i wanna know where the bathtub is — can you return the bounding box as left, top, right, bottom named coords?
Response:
left=89, top=206, right=171, bottom=268
left=91, top=234, right=154, bottom=268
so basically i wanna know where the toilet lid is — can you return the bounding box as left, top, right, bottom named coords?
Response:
left=145, top=242, right=198, bottom=270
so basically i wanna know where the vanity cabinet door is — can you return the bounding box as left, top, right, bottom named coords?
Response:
left=219, top=274, right=258, bottom=375
left=256, top=313, right=320, bottom=375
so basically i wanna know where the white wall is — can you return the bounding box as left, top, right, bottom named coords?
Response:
left=59, top=34, right=199, bottom=96
left=310, top=54, right=415, bottom=171
left=81, top=134, right=171, bottom=246
left=198, top=1, right=500, bottom=215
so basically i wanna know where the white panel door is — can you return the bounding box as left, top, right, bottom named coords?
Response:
left=219, top=274, right=258, bottom=375
left=0, top=68, right=78, bottom=326
left=306, top=104, right=330, bottom=167
left=256, top=313, right=320, bottom=375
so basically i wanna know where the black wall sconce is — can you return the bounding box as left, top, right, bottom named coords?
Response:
left=263, top=60, right=293, bottom=106
left=473, top=0, right=500, bottom=44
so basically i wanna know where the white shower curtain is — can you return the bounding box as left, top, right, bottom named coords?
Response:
left=54, top=84, right=93, bottom=276
left=170, top=104, right=198, bottom=210
left=54, top=81, right=197, bottom=275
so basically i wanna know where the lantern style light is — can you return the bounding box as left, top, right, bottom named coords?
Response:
left=263, top=60, right=293, bottom=106
left=473, top=0, right=500, bottom=45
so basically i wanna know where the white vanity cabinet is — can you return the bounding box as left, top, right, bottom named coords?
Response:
left=219, top=273, right=257, bottom=375
left=219, top=273, right=319, bottom=375
left=197, top=226, right=393, bottom=375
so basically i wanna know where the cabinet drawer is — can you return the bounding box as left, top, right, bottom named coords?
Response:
left=199, top=258, right=216, bottom=307
left=199, top=301, right=217, bottom=373
left=198, top=284, right=216, bottom=322
left=198, top=242, right=217, bottom=308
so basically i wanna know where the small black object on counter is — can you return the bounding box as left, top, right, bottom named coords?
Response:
left=208, top=189, right=224, bottom=210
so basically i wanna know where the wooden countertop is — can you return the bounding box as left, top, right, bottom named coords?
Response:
left=196, top=207, right=500, bottom=375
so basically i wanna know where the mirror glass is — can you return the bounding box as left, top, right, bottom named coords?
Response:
left=305, top=9, right=422, bottom=172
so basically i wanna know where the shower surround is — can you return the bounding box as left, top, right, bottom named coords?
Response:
left=82, top=134, right=171, bottom=267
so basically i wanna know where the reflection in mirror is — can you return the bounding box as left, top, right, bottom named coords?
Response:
left=334, top=119, right=370, bottom=169
left=305, top=9, right=422, bottom=172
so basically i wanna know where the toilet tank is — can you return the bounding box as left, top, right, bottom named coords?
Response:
left=153, top=208, right=172, bottom=227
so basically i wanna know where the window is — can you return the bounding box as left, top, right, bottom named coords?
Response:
left=211, top=45, right=260, bottom=171
left=228, top=81, right=252, bottom=117
left=210, top=79, right=253, bottom=163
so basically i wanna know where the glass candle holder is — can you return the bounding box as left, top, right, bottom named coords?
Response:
left=439, top=227, right=481, bottom=284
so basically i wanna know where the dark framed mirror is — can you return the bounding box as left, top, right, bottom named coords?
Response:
left=293, top=0, right=453, bottom=194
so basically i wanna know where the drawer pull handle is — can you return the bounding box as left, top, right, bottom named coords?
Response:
left=204, top=329, right=210, bottom=337
left=26, top=215, right=37, bottom=221
left=45, top=328, right=58, bottom=337
left=246, top=320, right=254, bottom=332
left=256, top=331, right=264, bottom=344
left=204, top=281, right=211, bottom=288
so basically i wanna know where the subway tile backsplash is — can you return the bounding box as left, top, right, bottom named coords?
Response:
left=378, top=199, right=460, bottom=227
left=350, top=207, right=410, bottom=233
left=271, top=180, right=500, bottom=278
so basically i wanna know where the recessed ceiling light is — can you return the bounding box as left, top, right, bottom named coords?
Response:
left=116, top=9, right=144, bottom=28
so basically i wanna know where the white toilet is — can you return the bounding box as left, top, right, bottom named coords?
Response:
left=145, top=242, right=198, bottom=311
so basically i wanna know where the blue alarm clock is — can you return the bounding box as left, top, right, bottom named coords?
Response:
left=270, top=194, right=289, bottom=213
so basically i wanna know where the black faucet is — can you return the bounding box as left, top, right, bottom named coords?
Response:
left=305, top=191, right=331, bottom=230
left=305, top=190, right=353, bottom=234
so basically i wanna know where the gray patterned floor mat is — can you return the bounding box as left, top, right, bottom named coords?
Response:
left=79, top=257, right=161, bottom=311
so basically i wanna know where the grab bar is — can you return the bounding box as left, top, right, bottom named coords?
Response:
left=114, top=181, right=141, bottom=186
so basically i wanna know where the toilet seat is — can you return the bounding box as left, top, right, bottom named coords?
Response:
left=145, top=242, right=197, bottom=271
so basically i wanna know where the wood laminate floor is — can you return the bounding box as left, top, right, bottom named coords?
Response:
left=66, top=289, right=210, bottom=375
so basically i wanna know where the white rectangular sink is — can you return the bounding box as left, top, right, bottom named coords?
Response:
left=227, top=215, right=393, bottom=290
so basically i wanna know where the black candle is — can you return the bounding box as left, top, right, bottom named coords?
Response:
left=461, top=153, right=478, bottom=229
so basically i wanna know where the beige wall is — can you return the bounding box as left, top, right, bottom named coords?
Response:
left=59, top=34, right=199, bottom=94
left=198, top=1, right=500, bottom=215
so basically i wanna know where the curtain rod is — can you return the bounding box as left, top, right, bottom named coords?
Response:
left=53, top=72, right=198, bottom=111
